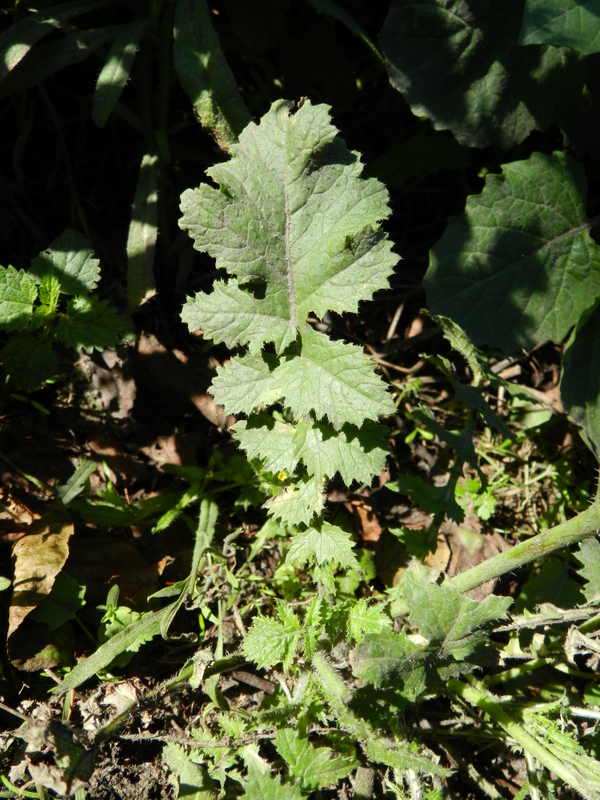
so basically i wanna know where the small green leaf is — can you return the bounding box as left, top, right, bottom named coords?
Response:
left=425, top=152, right=600, bottom=352
left=0, top=577, right=10, bottom=591
left=575, top=537, right=600, bottom=601
left=287, top=522, right=359, bottom=570
left=163, top=743, right=217, bottom=799
left=55, top=295, right=128, bottom=352
left=1, top=335, right=59, bottom=390
left=30, top=229, right=100, bottom=296
left=274, top=728, right=357, bottom=790
left=520, top=0, right=600, bottom=54
left=93, top=21, right=149, bottom=128
left=240, top=758, right=303, bottom=800
left=347, top=598, right=392, bottom=645
left=0, top=266, right=38, bottom=332
left=242, top=606, right=301, bottom=672
left=127, top=153, right=159, bottom=309
left=264, top=474, right=325, bottom=527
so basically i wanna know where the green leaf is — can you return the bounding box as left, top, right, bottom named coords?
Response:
left=126, top=153, right=159, bottom=309
left=380, top=0, right=582, bottom=149
left=242, top=603, right=302, bottom=671
left=561, top=305, right=600, bottom=458
left=163, top=743, right=217, bottom=799
left=235, top=414, right=388, bottom=486
left=0, top=25, right=124, bottom=101
left=400, top=564, right=512, bottom=661
left=210, top=352, right=282, bottom=414
left=274, top=728, right=357, bottom=790
left=0, top=266, right=38, bottom=332
left=425, top=152, right=600, bottom=352
left=365, top=133, right=470, bottom=186
left=240, top=758, right=303, bottom=800
left=576, top=537, right=600, bottom=601
left=179, top=99, right=397, bottom=353
left=350, top=628, right=428, bottom=693
left=1, top=335, right=59, bottom=390
left=264, top=474, right=325, bottom=528
left=29, top=572, right=86, bottom=631
left=93, top=20, right=149, bottom=128
left=0, top=0, right=112, bottom=82
left=520, top=0, right=600, bottom=54
left=347, top=598, right=392, bottom=645
left=274, top=328, right=394, bottom=430
left=173, top=0, right=251, bottom=150
left=287, top=521, right=359, bottom=570
left=55, top=295, right=128, bottom=352
left=30, top=229, right=101, bottom=296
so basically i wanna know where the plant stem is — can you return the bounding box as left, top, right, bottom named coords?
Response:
left=449, top=502, right=600, bottom=594
left=446, top=677, right=587, bottom=793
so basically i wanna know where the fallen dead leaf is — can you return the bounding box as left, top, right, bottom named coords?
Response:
left=8, top=505, right=73, bottom=641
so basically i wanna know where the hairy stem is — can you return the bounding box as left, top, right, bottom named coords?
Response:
left=449, top=501, right=600, bottom=594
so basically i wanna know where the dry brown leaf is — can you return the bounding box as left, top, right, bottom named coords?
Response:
left=8, top=505, right=74, bottom=641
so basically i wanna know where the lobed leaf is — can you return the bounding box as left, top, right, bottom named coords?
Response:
left=235, top=414, right=388, bottom=486
left=264, top=474, right=325, bottom=527
left=274, top=728, right=357, bottom=790
left=180, top=99, right=397, bottom=351
left=425, top=152, right=600, bottom=352
left=347, top=598, right=392, bottom=645
left=30, top=229, right=101, bottom=296
left=274, top=328, right=395, bottom=430
left=400, top=564, right=512, bottom=661
left=55, top=295, right=128, bottom=353
left=242, top=606, right=301, bottom=671
left=520, top=0, right=600, bottom=54
left=287, top=521, right=359, bottom=570
left=0, top=267, right=38, bottom=332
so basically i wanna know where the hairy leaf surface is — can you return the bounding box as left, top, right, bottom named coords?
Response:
left=180, top=99, right=396, bottom=353
left=274, top=728, right=357, bottom=790
left=425, top=152, right=600, bottom=352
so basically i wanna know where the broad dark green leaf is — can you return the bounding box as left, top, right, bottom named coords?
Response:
left=520, top=0, right=600, bottom=53
left=29, top=573, right=86, bottom=631
left=380, top=0, right=582, bottom=148
left=561, top=305, right=600, bottom=458
left=93, top=20, right=150, bottom=128
left=513, top=559, right=585, bottom=613
left=1, top=335, right=59, bottom=389
left=425, top=152, right=600, bottom=352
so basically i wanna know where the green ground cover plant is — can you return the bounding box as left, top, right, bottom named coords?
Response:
left=1, top=0, right=600, bottom=798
